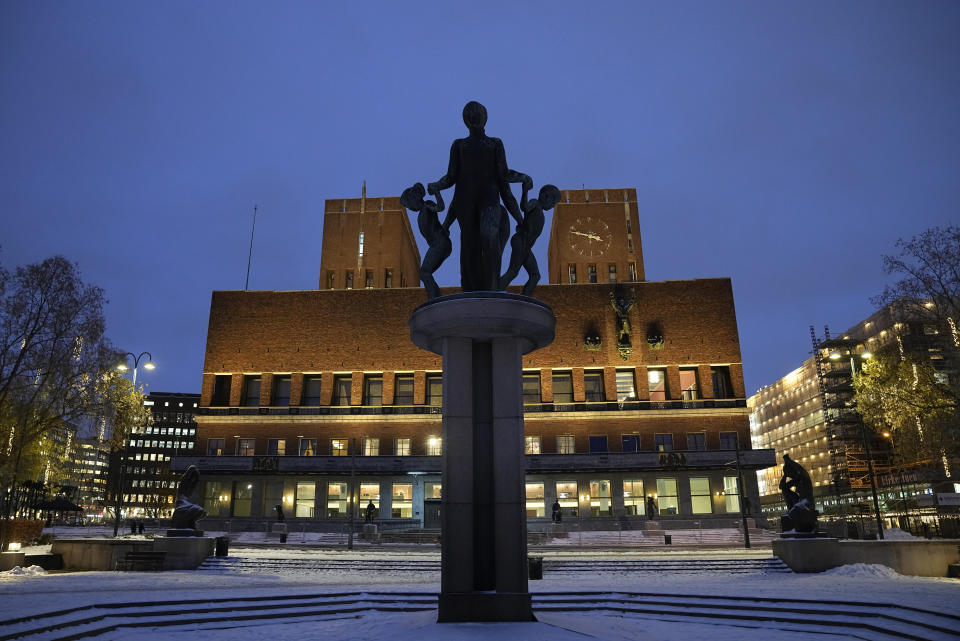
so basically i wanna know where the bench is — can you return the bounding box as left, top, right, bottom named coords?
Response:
left=116, top=551, right=166, bottom=572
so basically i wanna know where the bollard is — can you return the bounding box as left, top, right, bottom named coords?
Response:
left=215, top=535, right=229, bottom=557
left=664, top=534, right=672, bottom=545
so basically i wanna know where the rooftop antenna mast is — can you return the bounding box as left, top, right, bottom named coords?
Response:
left=245, top=205, right=258, bottom=290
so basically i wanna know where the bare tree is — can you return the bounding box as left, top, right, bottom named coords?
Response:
left=874, top=226, right=960, bottom=385
left=0, top=257, right=141, bottom=548
left=863, top=226, right=960, bottom=477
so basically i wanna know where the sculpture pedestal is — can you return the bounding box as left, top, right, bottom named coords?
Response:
left=410, top=293, right=555, bottom=623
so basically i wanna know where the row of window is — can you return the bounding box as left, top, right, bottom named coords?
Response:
left=207, top=432, right=740, bottom=458
left=202, top=477, right=741, bottom=519
left=133, top=426, right=196, bottom=437
left=204, top=480, right=439, bottom=518
left=325, top=268, right=407, bottom=290
left=128, top=439, right=195, bottom=451
left=536, top=478, right=740, bottom=517
left=208, top=436, right=440, bottom=457
left=213, top=367, right=736, bottom=407
left=529, top=432, right=740, bottom=454
left=214, top=373, right=441, bottom=407
left=566, top=262, right=640, bottom=284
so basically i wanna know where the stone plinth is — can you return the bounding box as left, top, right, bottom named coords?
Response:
left=410, top=293, right=555, bottom=623
left=773, top=537, right=960, bottom=576
left=52, top=537, right=214, bottom=571
left=0, top=551, right=25, bottom=571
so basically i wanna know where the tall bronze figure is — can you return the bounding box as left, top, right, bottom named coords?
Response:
left=428, top=101, right=527, bottom=292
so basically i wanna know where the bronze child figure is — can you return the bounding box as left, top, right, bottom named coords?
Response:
left=400, top=182, right=451, bottom=300
left=499, top=183, right=560, bottom=296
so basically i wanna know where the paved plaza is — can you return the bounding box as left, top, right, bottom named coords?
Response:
left=3, top=541, right=959, bottom=641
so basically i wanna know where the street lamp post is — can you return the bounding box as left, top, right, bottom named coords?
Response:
left=112, top=351, right=155, bottom=537
left=723, top=435, right=750, bottom=549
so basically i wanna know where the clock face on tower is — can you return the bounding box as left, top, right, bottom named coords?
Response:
left=568, top=216, right=612, bottom=257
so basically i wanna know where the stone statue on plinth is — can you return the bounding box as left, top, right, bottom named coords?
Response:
left=407, top=102, right=558, bottom=623
left=778, top=454, right=819, bottom=535
left=168, top=465, right=206, bottom=536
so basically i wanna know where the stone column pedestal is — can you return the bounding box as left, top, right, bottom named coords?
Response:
left=410, top=293, right=555, bottom=623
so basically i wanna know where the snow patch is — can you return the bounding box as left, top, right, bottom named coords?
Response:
left=882, top=527, right=918, bottom=540
left=4, top=565, right=46, bottom=576
left=822, top=563, right=902, bottom=578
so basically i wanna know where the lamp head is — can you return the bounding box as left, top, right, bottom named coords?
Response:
left=116, top=364, right=129, bottom=372
left=143, top=361, right=156, bottom=370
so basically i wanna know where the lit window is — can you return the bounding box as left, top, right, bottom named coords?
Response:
left=331, top=439, right=348, bottom=456
left=608, top=264, right=617, bottom=282
left=392, top=483, right=413, bottom=517
left=679, top=368, right=700, bottom=401
left=589, top=480, right=612, bottom=516
left=267, top=439, right=285, bottom=455
left=690, top=477, right=712, bottom=514
left=362, top=437, right=379, bottom=456
left=525, top=483, right=545, bottom=517
left=295, top=482, right=315, bottom=518
left=648, top=369, right=667, bottom=402
left=623, top=479, right=644, bottom=515
left=236, top=439, right=255, bottom=456
left=555, top=481, right=578, bottom=517
left=724, top=477, right=741, bottom=513
left=524, top=436, right=541, bottom=454
left=332, top=375, right=352, bottom=406
left=299, top=438, right=317, bottom=456
left=656, top=478, right=679, bottom=515
left=556, top=435, right=575, bottom=454
left=326, top=482, right=348, bottom=517
left=427, top=436, right=442, bottom=456
left=616, top=370, right=636, bottom=402
left=395, top=437, right=411, bottom=456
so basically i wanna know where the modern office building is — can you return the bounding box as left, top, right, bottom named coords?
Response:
left=70, top=436, right=111, bottom=515
left=173, top=187, right=775, bottom=530
left=118, top=392, right=200, bottom=518
left=750, top=302, right=959, bottom=534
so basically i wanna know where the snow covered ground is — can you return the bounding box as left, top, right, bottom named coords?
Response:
left=2, top=546, right=958, bottom=640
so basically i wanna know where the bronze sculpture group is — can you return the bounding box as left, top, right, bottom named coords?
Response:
left=402, top=101, right=558, bottom=298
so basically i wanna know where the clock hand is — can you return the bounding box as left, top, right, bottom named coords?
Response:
left=571, top=230, right=603, bottom=241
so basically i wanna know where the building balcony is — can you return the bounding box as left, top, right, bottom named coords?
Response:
left=197, top=398, right=748, bottom=418
left=170, top=447, right=776, bottom=476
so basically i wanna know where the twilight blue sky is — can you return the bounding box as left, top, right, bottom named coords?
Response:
left=2, top=1, right=958, bottom=396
